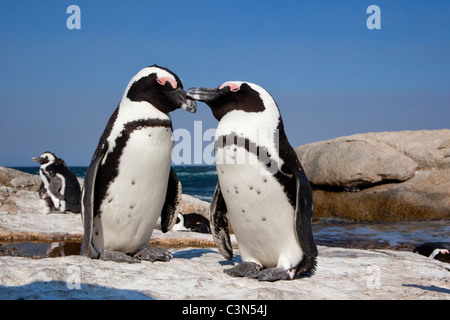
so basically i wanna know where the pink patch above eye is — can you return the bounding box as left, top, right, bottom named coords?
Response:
left=219, top=82, right=240, bottom=92
left=157, top=77, right=177, bottom=89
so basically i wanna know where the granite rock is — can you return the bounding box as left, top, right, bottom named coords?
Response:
left=295, top=130, right=450, bottom=189
left=295, top=130, right=450, bottom=220
left=0, top=246, right=448, bottom=300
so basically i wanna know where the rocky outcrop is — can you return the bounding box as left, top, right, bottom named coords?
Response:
left=297, top=138, right=417, bottom=189
left=295, top=130, right=450, bottom=221
left=0, top=168, right=44, bottom=214
left=0, top=167, right=210, bottom=241
left=0, top=167, right=42, bottom=192
left=179, top=194, right=209, bottom=217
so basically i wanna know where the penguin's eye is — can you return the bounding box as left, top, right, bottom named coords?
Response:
left=156, top=77, right=177, bottom=89
left=219, top=82, right=240, bottom=92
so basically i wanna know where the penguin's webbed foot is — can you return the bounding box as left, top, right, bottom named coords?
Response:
left=224, top=261, right=262, bottom=277
left=133, top=247, right=173, bottom=263
left=99, top=250, right=141, bottom=264
left=247, top=267, right=290, bottom=282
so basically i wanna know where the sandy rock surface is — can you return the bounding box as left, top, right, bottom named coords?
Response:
left=0, top=246, right=448, bottom=300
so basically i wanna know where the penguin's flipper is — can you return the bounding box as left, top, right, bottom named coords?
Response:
left=210, top=182, right=233, bottom=260
left=160, top=167, right=182, bottom=233
left=80, top=144, right=106, bottom=257
left=49, top=176, right=65, bottom=200
left=38, top=182, right=47, bottom=198
left=292, top=166, right=318, bottom=258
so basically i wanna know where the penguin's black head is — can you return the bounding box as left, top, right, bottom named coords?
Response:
left=32, top=151, right=57, bottom=165
left=126, top=65, right=196, bottom=114
left=186, top=81, right=266, bottom=120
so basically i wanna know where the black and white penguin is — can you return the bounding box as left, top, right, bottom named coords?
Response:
left=414, top=243, right=450, bottom=264
left=80, top=65, right=196, bottom=263
left=187, top=82, right=318, bottom=281
left=173, top=213, right=211, bottom=234
left=32, top=151, right=81, bottom=213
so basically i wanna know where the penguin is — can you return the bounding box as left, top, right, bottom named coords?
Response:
left=38, top=182, right=55, bottom=212
left=32, top=151, right=81, bottom=213
left=173, top=213, right=211, bottom=233
left=187, top=82, right=318, bottom=281
left=80, top=65, right=196, bottom=264
left=414, top=243, right=450, bottom=264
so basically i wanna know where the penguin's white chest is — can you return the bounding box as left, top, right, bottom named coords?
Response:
left=93, top=126, right=173, bottom=254
left=216, top=146, right=303, bottom=270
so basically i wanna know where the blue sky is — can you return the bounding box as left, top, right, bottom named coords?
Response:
left=0, top=1, right=449, bottom=166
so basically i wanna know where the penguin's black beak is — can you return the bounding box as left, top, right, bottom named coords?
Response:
left=32, top=156, right=44, bottom=164
left=182, top=98, right=197, bottom=113
left=167, top=87, right=197, bottom=113
left=186, top=87, right=225, bottom=103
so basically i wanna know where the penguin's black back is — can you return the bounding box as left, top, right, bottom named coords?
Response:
left=414, top=242, right=447, bottom=257
left=46, top=160, right=81, bottom=212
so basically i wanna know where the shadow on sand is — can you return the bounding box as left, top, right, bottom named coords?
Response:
left=0, top=281, right=153, bottom=300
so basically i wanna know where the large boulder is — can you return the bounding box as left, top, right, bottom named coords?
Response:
left=297, top=139, right=417, bottom=189
left=0, top=167, right=41, bottom=192
left=0, top=168, right=43, bottom=214
left=295, top=130, right=450, bottom=220
left=179, top=194, right=209, bottom=217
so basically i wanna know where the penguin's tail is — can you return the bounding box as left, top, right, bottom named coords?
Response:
left=294, top=254, right=317, bottom=278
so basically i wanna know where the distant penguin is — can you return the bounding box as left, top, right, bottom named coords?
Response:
left=32, top=151, right=81, bottom=213
left=187, top=82, right=318, bottom=281
left=173, top=213, right=211, bottom=234
left=80, top=65, right=196, bottom=263
left=38, top=179, right=55, bottom=212
left=414, top=243, right=450, bottom=264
